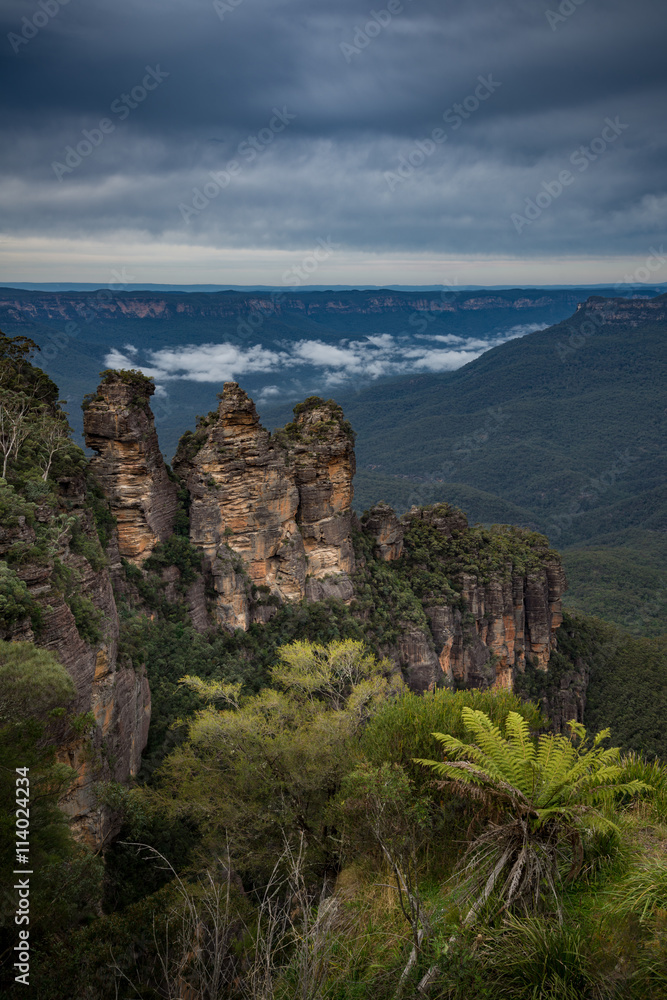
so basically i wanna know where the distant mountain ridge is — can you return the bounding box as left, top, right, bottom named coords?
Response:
left=338, top=294, right=667, bottom=636
left=3, top=282, right=666, bottom=293
left=3, top=284, right=654, bottom=324
left=4, top=283, right=655, bottom=460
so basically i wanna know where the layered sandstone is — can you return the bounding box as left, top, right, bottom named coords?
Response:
left=83, top=371, right=178, bottom=564
left=361, top=502, right=404, bottom=561
left=360, top=503, right=566, bottom=694
left=173, top=385, right=356, bottom=629
left=288, top=398, right=356, bottom=602
left=0, top=477, right=150, bottom=847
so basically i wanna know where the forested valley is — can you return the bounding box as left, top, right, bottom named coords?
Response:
left=1, top=330, right=666, bottom=1000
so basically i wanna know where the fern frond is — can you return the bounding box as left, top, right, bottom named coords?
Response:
left=504, top=711, right=537, bottom=795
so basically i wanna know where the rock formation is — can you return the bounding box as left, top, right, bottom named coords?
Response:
left=83, top=370, right=178, bottom=564
left=173, top=386, right=356, bottom=629
left=289, top=397, right=356, bottom=603
left=361, top=501, right=404, bottom=561
left=361, top=502, right=566, bottom=694
left=0, top=474, right=149, bottom=847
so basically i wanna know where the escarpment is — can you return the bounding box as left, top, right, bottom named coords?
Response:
left=0, top=473, right=149, bottom=847
left=89, top=377, right=566, bottom=698
left=359, top=502, right=565, bottom=695
left=172, top=385, right=356, bottom=628
left=83, top=370, right=179, bottom=564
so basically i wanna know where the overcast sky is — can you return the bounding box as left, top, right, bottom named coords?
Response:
left=1, top=0, right=666, bottom=285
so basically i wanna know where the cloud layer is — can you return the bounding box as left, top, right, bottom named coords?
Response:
left=2, top=0, right=666, bottom=278
left=104, top=325, right=538, bottom=388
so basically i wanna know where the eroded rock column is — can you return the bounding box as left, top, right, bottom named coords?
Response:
left=83, top=371, right=178, bottom=564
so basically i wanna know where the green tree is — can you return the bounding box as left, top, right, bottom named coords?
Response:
left=0, top=641, right=93, bottom=983
left=416, top=709, right=651, bottom=922
left=0, top=640, right=75, bottom=721
left=155, top=639, right=402, bottom=879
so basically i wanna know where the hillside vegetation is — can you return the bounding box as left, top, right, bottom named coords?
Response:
left=1, top=329, right=666, bottom=999
left=341, top=302, right=666, bottom=637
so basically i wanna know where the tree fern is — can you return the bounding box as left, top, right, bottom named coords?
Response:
left=415, top=709, right=652, bottom=921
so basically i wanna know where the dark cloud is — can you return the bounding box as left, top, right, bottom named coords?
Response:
left=1, top=0, right=666, bottom=266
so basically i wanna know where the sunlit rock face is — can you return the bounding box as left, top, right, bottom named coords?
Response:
left=83, top=371, right=179, bottom=564
left=173, top=385, right=356, bottom=629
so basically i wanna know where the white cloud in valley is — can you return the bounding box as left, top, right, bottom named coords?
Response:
left=103, top=325, right=537, bottom=390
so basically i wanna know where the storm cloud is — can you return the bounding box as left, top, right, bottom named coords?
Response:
left=1, top=0, right=666, bottom=280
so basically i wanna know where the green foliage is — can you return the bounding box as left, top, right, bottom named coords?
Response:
left=585, top=630, right=667, bottom=761
left=335, top=761, right=432, bottom=868
left=118, top=598, right=367, bottom=771
left=97, top=782, right=203, bottom=911
left=0, top=641, right=88, bottom=969
left=144, top=533, right=202, bottom=586
left=0, top=329, right=59, bottom=406
left=0, top=640, right=75, bottom=721
left=417, top=709, right=650, bottom=918
left=276, top=395, right=357, bottom=445
left=85, top=470, right=116, bottom=548
left=0, top=559, right=41, bottom=631
left=154, top=639, right=401, bottom=879
left=68, top=515, right=107, bottom=571
left=396, top=506, right=558, bottom=599
left=99, top=367, right=154, bottom=394
left=52, top=558, right=104, bottom=644
left=351, top=528, right=430, bottom=645
left=270, top=638, right=395, bottom=710
left=361, top=686, right=544, bottom=789
left=474, top=915, right=601, bottom=1000
left=562, top=533, right=667, bottom=637
left=0, top=477, right=35, bottom=528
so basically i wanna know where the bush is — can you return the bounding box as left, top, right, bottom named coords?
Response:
left=144, top=534, right=202, bottom=587
left=0, top=560, right=41, bottom=632
left=361, top=687, right=544, bottom=789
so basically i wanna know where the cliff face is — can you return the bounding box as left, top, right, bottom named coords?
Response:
left=289, top=398, right=356, bottom=603
left=173, top=383, right=304, bottom=630
left=172, top=385, right=356, bottom=629
left=361, top=503, right=566, bottom=695
left=0, top=476, right=149, bottom=847
left=0, top=287, right=615, bottom=326
left=576, top=292, right=667, bottom=325
left=83, top=371, right=178, bottom=564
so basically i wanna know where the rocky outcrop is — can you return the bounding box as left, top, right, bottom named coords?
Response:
left=361, top=502, right=404, bottom=561
left=358, top=504, right=566, bottom=694
left=289, top=398, right=356, bottom=602
left=423, top=564, right=566, bottom=692
left=0, top=476, right=150, bottom=848
left=83, top=371, right=178, bottom=564
left=173, top=385, right=356, bottom=629
left=575, top=292, right=667, bottom=326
